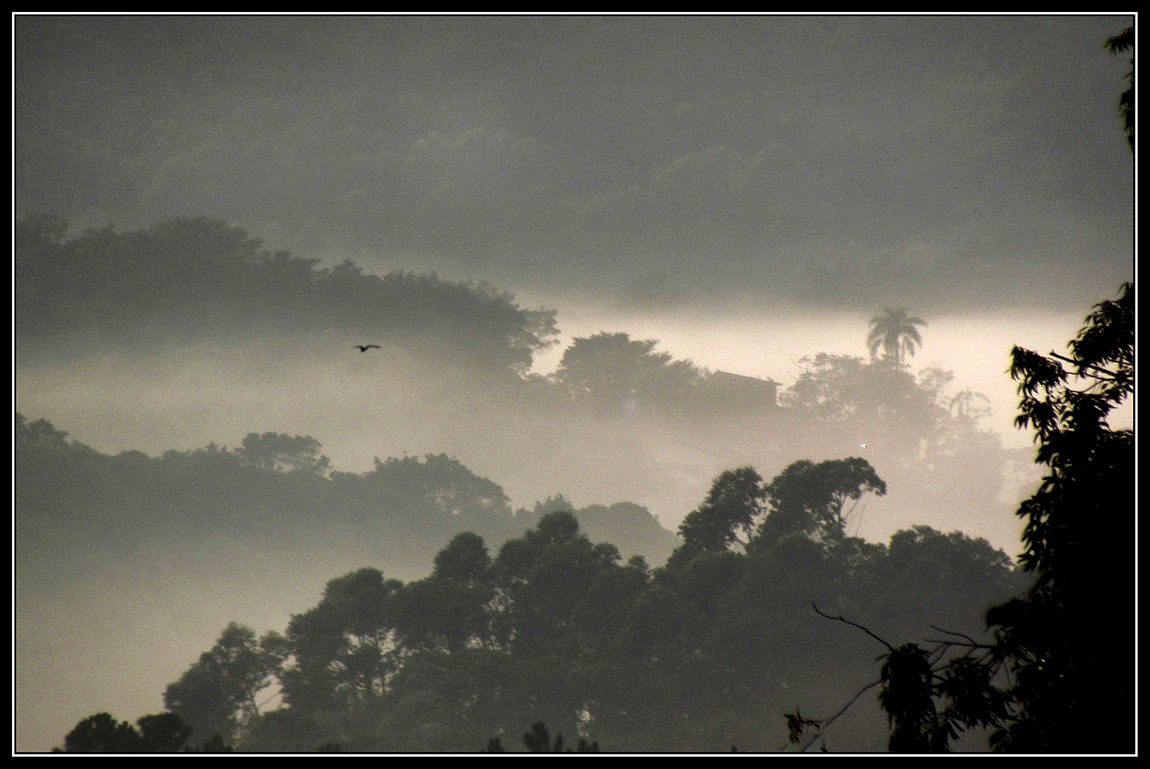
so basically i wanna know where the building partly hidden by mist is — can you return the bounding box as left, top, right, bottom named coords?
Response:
left=703, top=370, right=781, bottom=415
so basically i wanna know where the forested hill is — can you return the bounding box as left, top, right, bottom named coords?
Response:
left=15, top=412, right=680, bottom=586
left=53, top=467, right=1027, bottom=753
left=15, top=215, right=558, bottom=375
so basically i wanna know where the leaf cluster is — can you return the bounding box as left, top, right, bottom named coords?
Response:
left=792, top=283, right=1134, bottom=753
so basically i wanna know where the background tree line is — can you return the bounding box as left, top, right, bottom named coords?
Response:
left=15, top=415, right=680, bottom=594
left=15, top=214, right=558, bottom=377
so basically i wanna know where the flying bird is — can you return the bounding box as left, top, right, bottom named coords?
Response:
left=354, top=344, right=381, bottom=352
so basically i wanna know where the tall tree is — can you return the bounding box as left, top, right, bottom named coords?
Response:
left=553, top=332, right=703, bottom=415
left=393, top=533, right=495, bottom=653
left=867, top=308, right=927, bottom=367
left=163, top=623, right=288, bottom=745
left=755, top=458, right=887, bottom=548
left=788, top=283, right=1134, bottom=753
left=671, top=467, right=767, bottom=566
left=988, top=281, right=1134, bottom=752
left=283, top=568, right=403, bottom=713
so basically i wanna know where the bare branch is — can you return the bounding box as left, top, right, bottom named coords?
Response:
left=927, top=625, right=978, bottom=645
left=924, top=625, right=997, bottom=650
left=812, top=602, right=894, bottom=651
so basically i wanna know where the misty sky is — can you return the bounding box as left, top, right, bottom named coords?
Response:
left=14, top=14, right=1135, bottom=441
left=11, top=13, right=1136, bottom=753
left=16, top=15, right=1133, bottom=312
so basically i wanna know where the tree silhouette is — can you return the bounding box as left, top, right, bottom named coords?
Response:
left=672, top=467, right=767, bottom=565
left=56, top=711, right=226, bottom=753
left=787, top=283, right=1134, bottom=753
left=867, top=308, right=927, bottom=367
left=164, top=623, right=288, bottom=746
left=988, top=281, right=1133, bottom=752
left=521, top=722, right=599, bottom=753
left=756, top=457, right=887, bottom=548
left=283, top=568, right=403, bottom=712
left=553, top=331, right=702, bottom=415
left=57, top=713, right=145, bottom=753
left=1105, top=26, right=1134, bottom=149
left=235, top=432, right=331, bottom=477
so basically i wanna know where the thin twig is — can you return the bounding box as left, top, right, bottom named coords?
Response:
left=924, top=625, right=997, bottom=650
left=928, top=625, right=979, bottom=645
left=812, top=602, right=894, bottom=651
left=923, top=637, right=997, bottom=650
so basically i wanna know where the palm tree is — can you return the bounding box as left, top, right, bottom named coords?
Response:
left=867, top=308, right=927, bottom=367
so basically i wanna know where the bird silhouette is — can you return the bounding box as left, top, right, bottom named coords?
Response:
left=354, top=344, right=381, bottom=352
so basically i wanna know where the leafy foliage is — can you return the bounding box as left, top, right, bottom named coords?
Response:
left=757, top=458, right=887, bottom=547
left=671, top=457, right=887, bottom=570
left=783, top=353, right=950, bottom=433
left=989, top=282, right=1134, bottom=752
left=163, top=623, right=288, bottom=745
left=789, top=283, right=1134, bottom=753
left=674, top=467, right=766, bottom=562
left=879, top=644, right=939, bottom=752
left=56, top=711, right=228, bottom=753
left=284, top=569, right=403, bottom=713
left=1105, top=26, right=1134, bottom=149
left=62, top=459, right=1022, bottom=753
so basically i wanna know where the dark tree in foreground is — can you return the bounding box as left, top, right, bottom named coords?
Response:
left=522, top=722, right=599, bottom=753
left=164, top=622, right=288, bottom=746
left=786, top=283, right=1134, bottom=753
left=56, top=711, right=229, bottom=753
left=1106, top=26, right=1134, bottom=148
left=988, top=281, right=1133, bottom=752
left=56, top=713, right=143, bottom=753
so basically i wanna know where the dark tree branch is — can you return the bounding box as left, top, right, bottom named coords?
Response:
left=925, top=625, right=996, bottom=650
left=1047, top=351, right=1120, bottom=380
left=812, top=602, right=894, bottom=651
